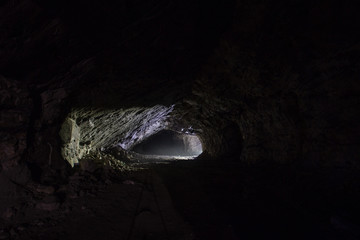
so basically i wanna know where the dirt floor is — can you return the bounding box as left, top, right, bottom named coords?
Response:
left=1, top=159, right=360, bottom=240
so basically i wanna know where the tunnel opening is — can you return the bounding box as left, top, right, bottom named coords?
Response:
left=59, top=104, right=206, bottom=166
left=129, top=129, right=203, bottom=161
left=59, top=105, right=175, bottom=167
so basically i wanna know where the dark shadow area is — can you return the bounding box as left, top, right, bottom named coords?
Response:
left=222, top=122, right=243, bottom=159
left=153, top=161, right=360, bottom=240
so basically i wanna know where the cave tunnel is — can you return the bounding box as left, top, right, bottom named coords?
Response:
left=130, top=130, right=203, bottom=158
left=1, top=0, right=360, bottom=240
left=59, top=105, right=206, bottom=165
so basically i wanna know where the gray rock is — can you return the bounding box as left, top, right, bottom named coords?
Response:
left=59, top=117, right=81, bottom=167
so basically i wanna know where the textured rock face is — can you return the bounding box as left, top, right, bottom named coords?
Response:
left=171, top=1, right=360, bottom=166
left=59, top=117, right=81, bottom=167
left=0, top=0, right=358, bottom=173
left=59, top=105, right=174, bottom=165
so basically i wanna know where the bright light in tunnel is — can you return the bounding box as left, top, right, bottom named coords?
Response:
left=60, top=104, right=203, bottom=165
left=130, top=129, right=203, bottom=161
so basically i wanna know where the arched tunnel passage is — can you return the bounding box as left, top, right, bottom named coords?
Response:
left=130, top=129, right=203, bottom=160
left=1, top=1, right=358, bottom=239
left=59, top=104, right=206, bottom=166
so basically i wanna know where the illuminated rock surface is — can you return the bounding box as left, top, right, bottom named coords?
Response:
left=60, top=105, right=174, bottom=166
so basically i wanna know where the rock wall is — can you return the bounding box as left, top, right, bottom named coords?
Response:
left=176, top=0, right=360, bottom=166
left=59, top=105, right=174, bottom=165
left=0, top=0, right=358, bottom=177
left=183, top=135, right=203, bottom=156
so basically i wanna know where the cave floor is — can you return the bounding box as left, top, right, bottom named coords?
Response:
left=6, top=167, right=192, bottom=240
left=2, top=160, right=360, bottom=240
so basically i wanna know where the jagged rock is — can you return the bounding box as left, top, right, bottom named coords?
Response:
left=108, top=146, right=128, bottom=161
left=60, top=105, right=174, bottom=164
left=59, top=117, right=81, bottom=167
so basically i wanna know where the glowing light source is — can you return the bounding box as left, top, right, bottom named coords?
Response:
left=130, top=129, right=203, bottom=161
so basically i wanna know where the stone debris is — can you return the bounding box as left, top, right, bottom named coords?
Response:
left=0, top=148, right=145, bottom=239
left=79, top=151, right=139, bottom=173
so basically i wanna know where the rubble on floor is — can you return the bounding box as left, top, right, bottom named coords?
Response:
left=0, top=154, right=145, bottom=240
